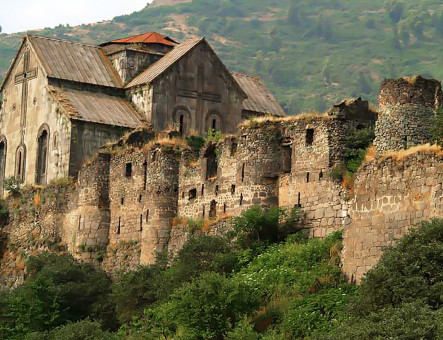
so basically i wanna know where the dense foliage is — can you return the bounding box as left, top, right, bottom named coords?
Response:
left=3, top=1, right=443, bottom=113
left=0, top=254, right=116, bottom=339
left=329, top=219, right=443, bottom=339
left=1, top=209, right=443, bottom=339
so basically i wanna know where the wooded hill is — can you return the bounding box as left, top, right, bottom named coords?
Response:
left=1, top=0, right=443, bottom=114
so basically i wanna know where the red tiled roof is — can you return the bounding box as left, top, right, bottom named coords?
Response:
left=107, top=32, right=178, bottom=46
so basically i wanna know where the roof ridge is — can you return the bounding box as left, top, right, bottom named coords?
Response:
left=27, top=34, right=99, bottom=49
left=231, top=71, right=261, bottom=80
left=125, top=37, right=204, bottom=88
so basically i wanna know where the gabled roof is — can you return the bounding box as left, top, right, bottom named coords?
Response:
left=1, top=35, right=123, bottom=91
left=29, top=35, right=123, bottom=88
left=125, top=38, right=247, bottom=98
left=126, top=38, right=203, bottom=88
left=102, top=32, right=178, bottom=46
left=232, top=72, right=286, bottom=117
left=48, top=86, right=143, bottom=128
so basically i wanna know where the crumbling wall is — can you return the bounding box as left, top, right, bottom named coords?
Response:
left=342, top=149, right=443, bottom=283
left=0, top=182, right=75, bottom=288
left=278, top=118, right=349, bottom=236
left=374, top=76, right=442, bottom=154
left=62, top=152, right=111, bottom=262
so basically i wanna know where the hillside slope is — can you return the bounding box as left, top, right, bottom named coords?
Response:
left=1, top=0, right=443, bottom=114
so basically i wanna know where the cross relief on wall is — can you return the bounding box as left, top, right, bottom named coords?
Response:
left=14, top=49, right=38, bottom=141
left=177, top=65, right=221, bottom=121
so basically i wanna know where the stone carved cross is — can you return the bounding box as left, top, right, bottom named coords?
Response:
left=15, top=50, right=38, bottom=134
left=177, top=65, right=221, bottom=120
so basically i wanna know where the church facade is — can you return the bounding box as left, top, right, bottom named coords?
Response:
left=0, top=32, right=284, bottom=189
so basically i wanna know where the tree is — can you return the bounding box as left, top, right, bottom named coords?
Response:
left=0, top=253, right=116, bottom=338
left=167, top=272, right=261, bottom=338
left=111, top=265, right=164, bottom=324
left=384, top=0, right=405, bottom=25
left=331, top=219, right=443, bottom=339
left=287, top=5, right=300, bottom=26
left=25, top=320, right=117, bottom=340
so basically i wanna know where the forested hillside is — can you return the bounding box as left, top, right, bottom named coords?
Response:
left=2, top=0, right=443, bottom=113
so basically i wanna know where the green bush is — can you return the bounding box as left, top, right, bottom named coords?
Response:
left=167, top=272, right=261, bottom=339
left=3, top=176, right=22, bottom=196
left=352, top=219, right=443, bottom=316
left=344, top=126, right=375, bottom=173
left=112, top=265, right=164, bottom=324
left=0, top=253, right=116, bottom=338
left=230, top=206, right=300, bottom=249
left=186, top=135, right=205, bottom=157
left=0, top=199, right=9, bottom=227
left=330, top=219, right=443, bottom=339
left=25, top=320, right=117, bottom=340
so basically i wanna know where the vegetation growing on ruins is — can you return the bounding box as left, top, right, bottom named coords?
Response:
left=431, top=107, right=443, bottom=146
left=330, top=125, right=375, bottom=186
left=0, top=206, right=442, bottom=339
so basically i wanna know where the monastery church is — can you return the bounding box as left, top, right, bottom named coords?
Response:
left=0, top=32, right=284, bottom=189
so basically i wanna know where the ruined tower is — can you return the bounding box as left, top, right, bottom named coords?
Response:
left=374, top=76, right=442, bottom=154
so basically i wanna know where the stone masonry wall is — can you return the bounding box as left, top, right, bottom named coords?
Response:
left=374, top=76, right=442, bottom=154
left=342, top=150, right=443, bottom=283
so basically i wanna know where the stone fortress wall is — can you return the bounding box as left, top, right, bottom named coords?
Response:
left=1, top=76, right=443, bottom=286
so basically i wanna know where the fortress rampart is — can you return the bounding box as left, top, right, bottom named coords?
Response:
left=1, top=76, right=443, bottom=287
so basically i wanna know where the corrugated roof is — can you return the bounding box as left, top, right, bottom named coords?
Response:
left=48, top=86, right=143, bottom=128
left=28, top=35, right=122, bottom=88
left=232, top=72, right=286, bottom=117
left=126, top=38, right=203, bottom=88
left=105, top=32, right=178, bottom=46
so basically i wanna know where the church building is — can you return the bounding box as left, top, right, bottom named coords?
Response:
left=0, top=32, right=285, bottom=189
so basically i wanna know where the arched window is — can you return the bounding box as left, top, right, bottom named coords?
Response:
left=36, top=125, right=49, bottom=185
left=179, top=114, right=184, bottom=135
left=173, top=106, right=192, bottom=136
left=15, top=144, right=26, bottom=182
left=0, top=136, right=7, bottom=192
left=206, top=113, right=222, bottom=132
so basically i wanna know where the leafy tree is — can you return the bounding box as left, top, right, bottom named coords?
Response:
left=344, top=125, right=375, bottom=173
left=287, top=5, right=300, bottom=26
left=354, top=219, right=443, bottom=315
left=0, top=253, right=116, bottom=338
left=25, top=320, right=117, bottom=340
left=167, top=272, right=261, bottom=339
left=186, top=135, right=205, bottom=157
left=226, top=316, right=259, bottom=340
left=172, top=234, right=236, bottom=275
left=384, top=0, right=405, bottom=25
left=230, top=206, right=299, bottom=249
left=330, top=219, right=443, bottom=339
left=111, top=265, right=164, bottom=324
left=332, top=302, right=443, bottom=340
